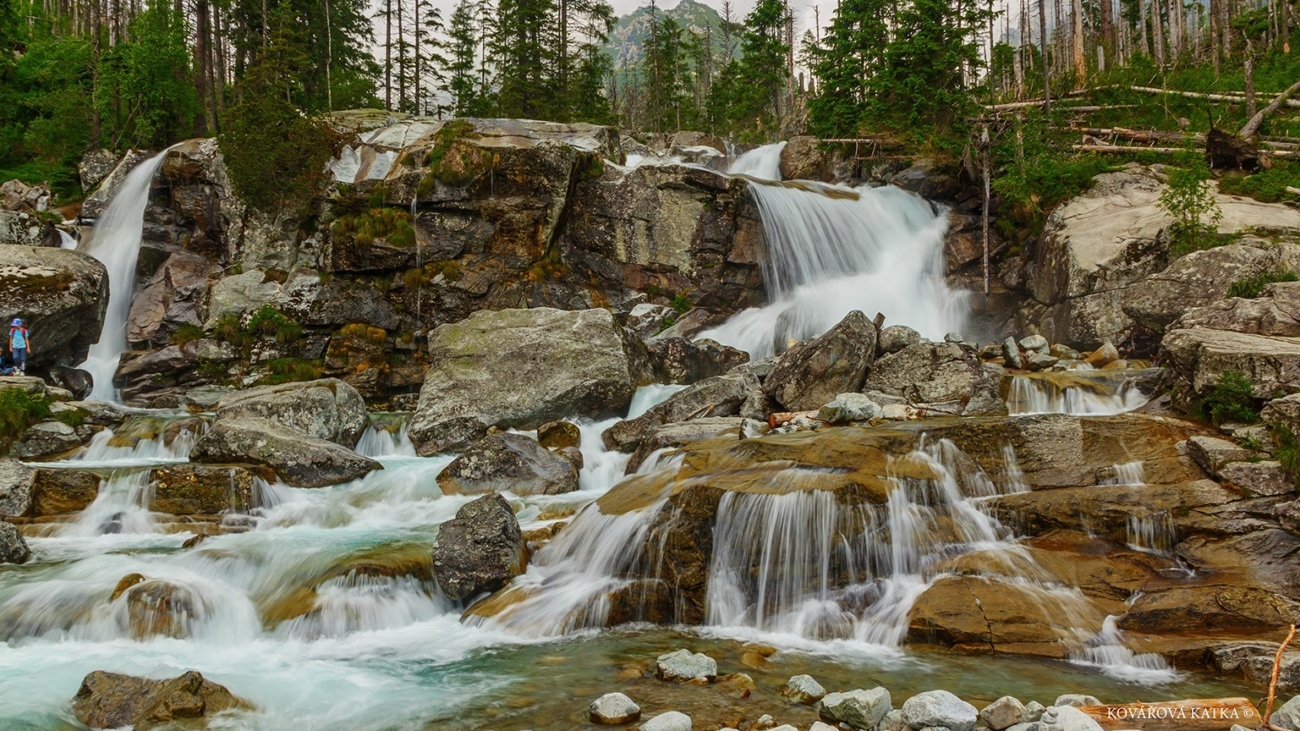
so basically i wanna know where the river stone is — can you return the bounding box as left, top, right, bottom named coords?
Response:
left=1045, top=705, right=1104, bottom=731
left=865, top=341, right=1001, bottom=414
left=647, top=337, right=749, bottom=385
left=878, top=325, right=921, bottom=354
left=0, top=459, right=35, bottom=517
left=436, top=432, right=579, bottom=496
left=190, top=417, right=381, bottom=488
left=1186, top=435, right=1252, bottom=476
left=779, top=674, right=826, bottom=704
left=763, top=310, right=876, bottom=411
left=626, top=303, right=675, bottom=339
left=980, top=696, right=1027, bottom=731
left=1002, top=337, right=1025, bottom=369
left=1020, top=334, right=1049, bottom=353
left=1052, top=694, right=1101, bottom=708
left=148, top=464, right=266, bottom=515
left=819, top=687, right=891, bottom=729
left=31, top=468, right=100, bottom=515
left=655, top=649, right=717, bottom=684
left=537, top=420, right=581, bottom=450
left=431, top=493, right=526, bottom=602
left=902, top=690, right=977, bottom=731
left=602, top=371, right=756, bottom=452
left=0, top=521, right=30, bottom=563
left=1023, top=701, right=1046, bottom=721
left=589, top=692, right=641, bottom=724
left=808, top=723, right=838, bottom=731
left=71, top=669, right=248, bottom=731
left=1219, top=460, right=1294, bottom=496
left=818, top=393, right=881, bottom=424
left=212, top=378, right=368, bottom=448
left=48, top=367, right=94, bottom=401
left=0, top=244, right=109, bottom=369
left=1026, top=353, right=1059, bottom=371
left=11, top=420, right=83, bottom=459
left=1275, top=696, right=1300, bottom=730
left=876, top=709, right=907, bottom=731
left=640, top=711, right=692, bottom=731
left=410, top=308, right=651, bottom=454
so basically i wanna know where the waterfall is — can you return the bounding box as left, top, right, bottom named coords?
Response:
left=1007, top=371, right=1153, bottom=416
left=78, top=150, right=169, bottom=402
left=58, top=229, right=77, bottom=250
left=356, top=423, right=418, bottom=458
left=1070, top=615, right=1181, bottom=683
left=701, top=144, right=968, bottom=358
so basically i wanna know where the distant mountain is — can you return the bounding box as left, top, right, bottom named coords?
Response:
left=604, top=0, right=726, bottom=70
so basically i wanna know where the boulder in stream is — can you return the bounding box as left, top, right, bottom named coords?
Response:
left=431, top=493, right=526, bottom=602
left=640, top=711, right=692, bottom=731
left=819, top=687, right=891, bottom=729
left=436, top=432, right=578, bottom=496
left=0, top=521, right=30, bottom=564
left=655, top=649, right=717, bottom=684
left=779, top=674, right=826, bottom=704
left=0, top=244, right=108, bottom=370
left=190, top=417, right=380, bottom=488
left=1274, top=696, right=1300, bottom=730
left=763, top=310, right=876, bottom=411
left=211, top=378, right=368, bottom=448
left=646, top=337, right=749, bottom=385
left=71, top=669, right=249, bottom=730
left=410, top=308, right=651, bottom=454
left=602, top=371, right=756, bottom=452
left=901, top=689, right=977, bottom=731
left=0, top=458, right=35, bottom=517
left=979, top=696, right=1028, bottom=731
left=589, top=692, right=641, bottom=724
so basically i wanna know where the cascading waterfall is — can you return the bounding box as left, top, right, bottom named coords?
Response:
left=1007, top=369, right=1155, bottom=416
left=1071, top=615, right=1181, bottom=683
left=58, top=229, right=77, bottom=250
left=77, top=150, right=170, bottom=401
left=700, top=144, right=969, bottom=358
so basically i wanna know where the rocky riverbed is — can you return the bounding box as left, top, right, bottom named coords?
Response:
left=5, top=117, right=1300, bottom=730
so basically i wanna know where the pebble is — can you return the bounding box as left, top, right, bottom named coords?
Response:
left=655, top=649, right=717, bottom=684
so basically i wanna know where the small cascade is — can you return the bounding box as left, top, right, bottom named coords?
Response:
left=1100, top=461, right=1146, bottom=486
left=1071, top=615, right=1181, bottom=683
left=58, top=229, right=77, bottom=250
left=702, top=145, right=967, bottom=358
left=356, top=422, right=418, bottom=458
left=78, top=150, right=170, bottom=401
left=275, top=573, right=444, bottom=640
left=1007, top=370, right=1153, bottom=416
left=63, top=424, right=195, bottom=466
left=1126, top=512, right=1178, bottom=555
left=63, top=470, right=156, bottom=536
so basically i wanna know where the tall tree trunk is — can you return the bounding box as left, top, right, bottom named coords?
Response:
left=325, top=0, right=333, bottom=111
left=1072, top=0, right=1085, bottom=83
left=1152, top=0, right=1165, bottom=65
left=1039, top=0, right=1051, bottom=108
left=385, top=0, right=392, bottom=109
left=1100, top=0, right=1114, bottom=66
left=214, top=6, right=227, bottom=115
left=1140, top=0, right=1150, bottom=56
left=261, top=0, right=268, bottom=51
left=398, top=0, right=406, bottom=110
left=90, top=0, right=101, bottom=147
left=195, top=0, right=211, bottom=135
left=1245, top=39, right=1257, bottom=118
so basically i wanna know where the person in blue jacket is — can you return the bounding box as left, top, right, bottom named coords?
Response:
left=9, top=318, right=30, bottom=375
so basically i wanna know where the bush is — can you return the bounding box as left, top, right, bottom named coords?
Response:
left=1199, top=370, right=1258, bottom=426
left=1271, top=422, right=1300, bottom=488
left=1227, top=268, right=1300, bottom=299
left=1159, top=159, right=1223, bottom=256
left=0, top=387, right=52, bottom=450
left=219, top=90, right=337, bottom=214
left=170, top=323, right=206, bottom=347
left=246, top=306, right=302, bottom=345
left=261, top=358, right=323, bottom=385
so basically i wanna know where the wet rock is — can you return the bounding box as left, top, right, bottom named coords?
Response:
left=902, top=690, right=977, bottom=731
left=1053, top=694, right=1101, bottom=708
left=981, top=696, right=1028, bottom=731
left=626, top=303, right=676, bottom=339
left=779, top=674, right=826, bottom=704
left=557, top=446, right=584, bottom=470
left=11, top=420, right=83, bottom=459
left=590, top=692, right=641, bottom=724
left=431, top=493, right=526, bottom=602
left=0, top=245, right=109, bottom=369
left=190, top=417, right=380, bottom=488
left=819, top=687, right=891, bottom=729
left=1002, top=337, right=1025, bottom=369
left=126, top=251, right=215, bottom=346
left=71, top=669, right=248, bottom=731
left=603, top=371, right=756, bottom=452
left=48, top=367, right=94, bottom=400
left=640, top=711, right=692, bottom=731
left=0, top=459, right=34, bottom=517
left=878, top=325, right=921, bottom=355
left=411, top=308, right=651, bottom=454
left=1020, top=335, right=1049, bottom=353
left=436, top=432, right=579, bottom=496
left=1043, top=705, right=1104, bottom=731
left=31, top=467, right=100, bottom=515
left=120, top=578, right=200, bottom=639
left=818, top=393, right=881, bottom=424
left=78, top=148, right=119, bottom=191
left=148, top=464, right=266, bottom=515
left=655, top=649, right=717, bottom=684
left=1026, top=353, right=1059, bottom=371
left=626, top=417, right=745, bottom=473
left=763, top=310, right=876, bottom=411
left=780, top=136, right=830, bottom=181
left=0, top=521, right=30, bottom=563
left=212, top=378, right=368, bottom=448
left=1220, top=460, right=1294, bottom=496
left=647, top=337, right=749, bottom=385
left=1085, top=343, right=1120, bottom=367
left=1186, top=435, right=1253, bottom=475
left=653, top=308, right=726, bottom=342
left=1116, top=583, right=1300, bottom=633
left=1050, top=344, right=1082, bottom=360
left=1273, top=695, right=1300, bottom=730
left=1161, top=328, right=1300, bottom=398
left=1211, top=642, right=1300, bottom=692
left=537, top=420, right=581, bottom=450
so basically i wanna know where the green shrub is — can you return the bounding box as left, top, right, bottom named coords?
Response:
left=1218, top=164, right=1300, bottom=203
left=170, top=323, right=206, bottom=347
left=1199, top=370, right=1258, bottom=426
left=212, top=312, right=244, bottom=347
left=53, top=407, right=87, bottom=429
left=1227, top=268, right=1300, bottom=299
left=246, top=306, right=302, bottom=345
left=1159, top=159, right=1224, bottom=256
left=0, top=387, right=52, bottom=450
left=331, top=206, right=416, bottom=249
left=1272, top=422, right=1300, bottom=488
left=261, top=358, right=324, bottom=385
left=219, top=89, right=337, bottom=214
left=671, top=292, right=693, bottom=314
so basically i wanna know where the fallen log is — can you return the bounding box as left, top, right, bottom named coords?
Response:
left=1076, top=698, right=1261, bottom=731
left=1240, top=80, right=1300, bottom=139
left=1126, top=85, right=1300, bottom=108
left=1068, top=127, right=1205, bottom=143
left=1071, top=144, right=1192, bottom=155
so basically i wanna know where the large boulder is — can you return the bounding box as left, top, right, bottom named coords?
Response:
left=819, top=688, right=891, bottom=729
left=125, top=250, right=216, bottom=346
left=864, top=341, right=1005, bottom=415
left=148, top=464, right=268, bottom=515
left=79, top=149, right=155, bottom=220
left=210, top=379, right=368, bottom=448
left=646, top=337, right=749, bottom=385
left=1170, top=280, right=1300, bottom=336
left=0, top=245, right=109, bottom=369
left=901, top=690, right=978, bottom=731
left=410, top=308, right=651, bottom=454
left=0, top=211, right=57, bottom=247
left=1162, top=328, right=1300, bottom=398
left=430, top=493, right=526, bottom=602
left=189, top=418, right=380, bottom=488
left=0, top=458, right=35, bottom=517
left=762, top=310, right=876, bottom=411
left=71, top=670, right=248, bottom=731
left=602, top=371, right=756, bottom=452
left=1124, top=244, right=1290, bottom=332
left=436, top=432, right=579, bottom=496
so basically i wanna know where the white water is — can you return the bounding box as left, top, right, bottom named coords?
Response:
left=1007, top=372, right=1151, bottom=416
left=356, top=422, right=418, bottom=458
left=58, top=229, right=77, bottom=250
left=1126, top=512, right=1178, bottom=555
left=77, top=150, right=169, bottom=402
left=1071, top=615, right=1181, bottom=683
left=700, top=144, right=968, bottom=358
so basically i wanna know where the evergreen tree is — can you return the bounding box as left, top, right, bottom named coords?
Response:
left=806, top=0, right=890, bottom=136
left=96, top=1, right=201, bottom=149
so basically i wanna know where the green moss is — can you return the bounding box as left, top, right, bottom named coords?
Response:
left=1198, top=370, right=1259, bottom=426
left=247, top=305, right=303, bottom=345
left=170, top=323, right=205, bottom=347
left=1272, top=423, right=1300, bottom=488
left=1227, top=268, right=1299, bottom=299
left=671, top=292, right=692, bottom=314
left=331, top=206, right=416, bottom=250
left=53, top=407, right=88, bottom=429
left=260, top=358, right=324, bottom=385
left=416, top=120, right=491, bottom=194
left=0, top=387, right=52, bottom=451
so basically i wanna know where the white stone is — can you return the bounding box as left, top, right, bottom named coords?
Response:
left=1052, top=705, right=1104, bottom=731
left=655, top=649, right=717, bottom=684
left=818, top=393, right=881, bottom=424
left=779, top=674, right=826, bottom=704
left=902, top=690, right=978, bottom=731
left=808, top=723, right=838, bottom=731
left=589, top=692, right=641, bottom=725
left=640, top=711, right=691, bottom=731
left=1274, top=696, right=1300, bottom=730
left=819, top=687, right=892, bottom=730
left=1023, top=700, right=1046, bottom=722
left=1053, top=694, right=1101, bottom=708
left=876, top=709, right=907, bottom=731
left=980, top=696, right=1027, bottom=731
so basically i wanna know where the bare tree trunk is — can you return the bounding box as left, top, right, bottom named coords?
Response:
left=1100, top=0, right=1114, bottom=66
left=1039, top=0, right=1051, bottom=109
left=261, top=0, right=268, bottom=52
left=1210, top=0, right=1220, bottom=71
left=1240, top=79, right=1300, bottom=139
left=1152, top=0, right=1165, bottom=65
left=1139, top=0, right=1150, bottom=56
left=385, top=0, right=392, bottom=109
left=195, top=0, right=211, bottom=134
left=325, top=0, right=333, bottom=111
left=90, top=0, right=101, bottom=147
left=1245, top=39, right=1256, bottom=118
left=1072, top=0, right=1085, bottom=83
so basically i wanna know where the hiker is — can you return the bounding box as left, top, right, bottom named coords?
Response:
left=9, top=318, right=29, bottom=375
left=0, top=349, right=14, bottom=376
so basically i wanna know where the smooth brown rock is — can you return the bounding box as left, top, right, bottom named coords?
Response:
left=71, top=670, right=248, bottom=730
